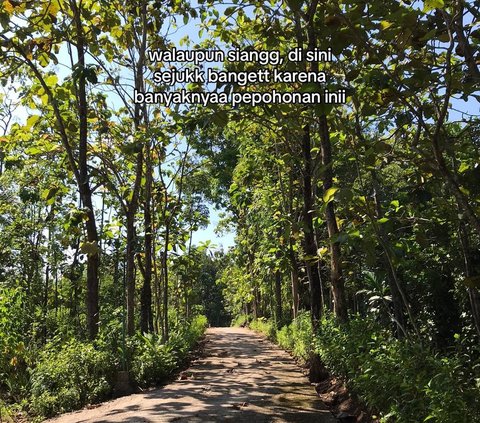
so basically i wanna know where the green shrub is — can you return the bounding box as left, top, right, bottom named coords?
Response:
left=0, top=400, right=16, bottom=423
left=244, top=312, right=480, bottom=422
left=289, top=312, right=314, bottom=361
left=183, top=314, right=208, bottom=347
left=29, top=339, right=116, bottom=418
left=231, top=314, right=251, bottom=327
left=130, top=333, right=177, bottom=387
left=276, top=325, right=294, bottom=350
left=130, top=314, right=207, bottom=388
left=0, top=287, right=31, bottom=401
left=249, top=317, right=276, bottom=340
left=315, top=312, right=480, bottom=423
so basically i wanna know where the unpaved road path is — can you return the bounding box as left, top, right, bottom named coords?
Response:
left=46, top=327, right=336, bottom=422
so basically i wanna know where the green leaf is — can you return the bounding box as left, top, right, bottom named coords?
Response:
left=38, top=52, right=50, bottom=67
left=323, top=187, right=339, bottom=204
left=80, top=241, right=99, bottom=256
left=45, top=74, right=58, bottom=87
left=380, top=21, right=393, bottom=29
left=423, top=0, right=444, bottom=12
left=3, top=0, right=14, bottom=15
left=25, top=146, right=43, bottom=155
left=26, top=115, right=40, bottom=129
left=458, top=162, right=470, bottom=173
left=224, top=6, right=236, bottom=16
left=41, top=187, right=60, bottom=201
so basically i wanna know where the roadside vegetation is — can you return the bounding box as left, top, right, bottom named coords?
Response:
left=1, top=0, right=480, bottom=422
left=247, top=313, right=480, bottom=422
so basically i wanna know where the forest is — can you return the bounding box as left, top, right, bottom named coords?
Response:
left=0, top=0, right=480, bottom=422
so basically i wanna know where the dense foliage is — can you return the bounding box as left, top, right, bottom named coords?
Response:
left=28, top=314, right=207, bottom=418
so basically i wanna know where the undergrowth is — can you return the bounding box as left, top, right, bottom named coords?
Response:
left=248, top=312, right=480, bottom=423
left=8, top=314, right=208, bottom=419
left=231, top=314, right=250, bottom=327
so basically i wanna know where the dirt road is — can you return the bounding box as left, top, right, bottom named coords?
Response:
left=46, top=327, right=336, bottom=422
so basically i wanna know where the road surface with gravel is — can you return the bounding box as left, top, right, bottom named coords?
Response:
left=46, top=327, right=336, bottom=423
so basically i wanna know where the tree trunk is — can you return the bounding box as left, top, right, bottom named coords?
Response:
left=301, top=125, right=323, bottom=328
left=371, top=172, right=406, bottom=338
left=318, top=116, right=348, bottom=322
left=274, top=227, right=283, bottom=326
left=71, top=0, right=101, bottom=340
left=81, top=194, right=100, bottom=339
left=163, top=226, right=170, bottom=341
left=275, top=269, right=282, bottom=326
left=141, top=143, right=153, bottom=333
left=125, top=212, right=136, bottom=336
left=288, top=241, right=300, bottom=319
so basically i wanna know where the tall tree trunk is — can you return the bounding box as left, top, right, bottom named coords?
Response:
left=318, top=116, right=348, bottom=322
left=314, top=227, right=327, bottom=310
left=125, top=211, right=136, bottom=336
left=371, top=171, right=406, bottom=338
left=163, top=226, right=170, bottom=341
left=288, top=241, right=299, bottom=319
left=275, top=228, right=283, bottom=326
left=125, top=0, right=147, bottom=335
left=275, top=269, right=282, bottom=326
left=141, top=143, right=153, bottom=333
left=71, top=0, right=100, bottom=339
left=7, top=0, right=102, bottom=340
left=301, top=125, right=323, bottom=328
left=300, top=129, right=330, bottom=384
left=247, top=252, right=258, bottom=319
left=43, top=262, right=49, bottom=343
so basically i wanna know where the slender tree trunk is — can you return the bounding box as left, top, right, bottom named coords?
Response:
left=252, top=285, right=258, bottom=319
left=247, top=252, right=258, bottom=319
left=318, top=115, right=348, bottom=322
left=141, top=143, right=153, bottom=333
left=305, top=123, right=334, bottom=384
left=43, top=262, right=49, bottom=343
left=291, top=1, right=323, bottom=328
left=54, top=249, right=58, bottom=319
left=371, top=172, right=406, bottom=338
left=71, top=0, right=100, bottom=340
left=113, top=240, right=120, bottom=308
left=301, top=125, right=323, bottom=328
left=163, top=226, right=170, bottom=341
left=43, top=217, right=52, bottom=343
left=274, top=228, right=283, bottom=326
left=125, top=211, right=136, bottom=336
left=288, top=241, right=299, bottom=319
left=153, top=250, right=162, bottom=335
left=125, top=0, right=147, bottom=336
left=314, top=227, right=327, bottom=310
left=275, top=270, right=282, bottom=326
